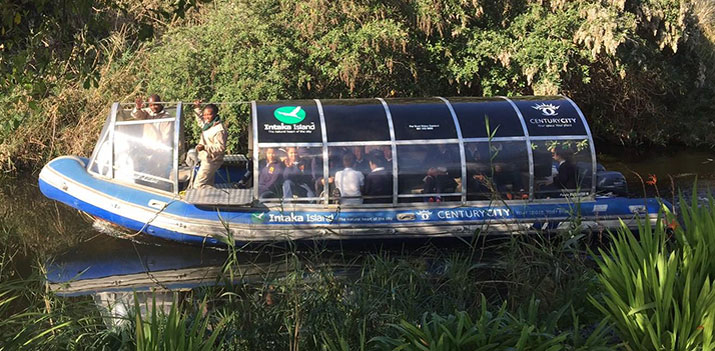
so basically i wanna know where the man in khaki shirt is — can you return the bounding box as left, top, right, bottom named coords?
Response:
left=132, top=94, right=172, bottom=144
left=125, top=94, right=174, bottom=189
left=193, top=103, right=227, bottom=188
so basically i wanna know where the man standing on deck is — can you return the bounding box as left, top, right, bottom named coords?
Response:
left=193, top=103, right=227, bottom=189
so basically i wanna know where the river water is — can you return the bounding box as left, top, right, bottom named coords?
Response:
left=2, top=146, right=714, bottom=301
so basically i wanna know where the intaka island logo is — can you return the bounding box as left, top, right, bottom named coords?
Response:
left=251, top=212, right=268, bottom=224
left=532, top=103, right=560, bottom=117
left=273, top=106, right=306, bottom=124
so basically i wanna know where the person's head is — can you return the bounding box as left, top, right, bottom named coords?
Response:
left=266, top=148, right=277, bottom=162
left=343, top=152, right=356, bottom=168
left=286, top=147, right=298, bottom=163
left=148, top=94, right=164, bottom=113
left=366, top=153, right=384, bottom=170
left=551, top=147, right=572, bottom=162
left=381, top=145, right=392, bottom=159
left=352, top=146, right=364, bottom=159
left=202, top=104, right=219, bottom=124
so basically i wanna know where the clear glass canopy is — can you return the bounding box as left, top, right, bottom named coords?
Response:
left=86, top=96, right=595, bottom=206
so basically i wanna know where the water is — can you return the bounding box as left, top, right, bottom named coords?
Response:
left=597, top=145, right=715, bottom=198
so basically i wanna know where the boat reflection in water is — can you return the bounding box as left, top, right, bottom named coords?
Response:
left=45, top=236, right=360, bottom=326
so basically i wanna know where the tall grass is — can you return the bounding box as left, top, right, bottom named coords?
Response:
left=591, top=193, right=715, bottom=350
left=133, top=294, right=226, bottom=351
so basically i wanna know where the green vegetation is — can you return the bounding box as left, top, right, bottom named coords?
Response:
left=6, top=190, right=715, bottom=349
left=1, top=0, right=715, bottom=170
left=592, top=193, right=715, bottom=350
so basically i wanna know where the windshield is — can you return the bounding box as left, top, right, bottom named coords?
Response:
left=88, top=102, right=181, bottom=193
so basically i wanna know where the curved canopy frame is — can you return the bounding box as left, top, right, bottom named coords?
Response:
left=85, top=97, right=596, bottom=205
left=253, top=96, right=596, bottom=204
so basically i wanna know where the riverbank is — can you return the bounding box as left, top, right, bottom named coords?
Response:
left=1, top=0, right=714, bottom=172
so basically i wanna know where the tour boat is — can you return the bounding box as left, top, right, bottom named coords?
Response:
left=39, top=96, right=666, bottom=246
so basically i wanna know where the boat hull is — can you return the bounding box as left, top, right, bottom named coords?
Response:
left=39, top=156, right=665, bottom=246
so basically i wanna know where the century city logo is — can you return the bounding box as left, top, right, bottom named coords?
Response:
left=531, top=103, right=560, bottom=116
left=273, top=106, right=306, bottom=124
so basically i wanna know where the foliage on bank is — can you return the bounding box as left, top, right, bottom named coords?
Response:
left=0, top=0, right=714, bottom=169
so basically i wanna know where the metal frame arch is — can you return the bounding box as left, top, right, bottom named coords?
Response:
left=437, top=97, right=467, bottom=204
left=173, top=102, right=182, bottom=194
left=251, top=101, right=259, bottom=200
left=109, top=102, right=119, bottom=180
left=376, top=98, right=398, bottom=205
left=314, top=99, right=330, bottom=205
left=500, top=96, right=535, bottom=200
left=87, top=102, right=118, bottom=177
left=562, top=95, right=597, bottom=196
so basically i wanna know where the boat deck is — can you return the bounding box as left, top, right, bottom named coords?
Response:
left=184, top=184, right=253, bottom=206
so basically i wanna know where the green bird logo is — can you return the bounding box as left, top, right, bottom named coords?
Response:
left=273, top=106, right=306, bottom=124
left=251, top=212, right=267, bottom=224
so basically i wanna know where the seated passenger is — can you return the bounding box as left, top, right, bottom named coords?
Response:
left=282, top=147, right=315, bottom=199
left=381, top=145, right=393, bottom=164
left=429, top=144, right=460, bottom=177
left=334, top=153, right=364, bottom=205
left=422, top=167, right=457, bottom=201
left=363, top=153, right=392, bottom=204
left=552, top=147, right=578, bottom=190
left=258, top=148, right=284, bottom=198
left=352, top=146, right=370, bottom=176
left=192, top=103, right=227, bottom=189
left=492, top=163, right=526, bottom=199
left=467, top=166, right=490, bottom=199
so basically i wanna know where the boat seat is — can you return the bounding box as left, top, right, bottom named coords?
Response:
left=184, top=185, right=254, bottom=206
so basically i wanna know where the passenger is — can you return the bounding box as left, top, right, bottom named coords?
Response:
left=430, top=144, right=460, bottom=177
left=129, top=94, right=173, bottom=189
left=334, top=153, right=364, bottom=205
left=467, top=169, right=490, bottom=199
left=363, top=153, right=392, bottom=204
left=193, top=104, right=227, bottom=189
left=466, top=144, right=490, bottom=198
left=552, top=147, right=578, bottom=190
left=258, top=148, right=285, bottom=198
left=381, top=145, right=393, bottom=163
left=352, top=146, right=370, bottom=175
left=493, top=163, right=525, bottom=199
left=282, top=147, right=315, bottom=199
left=314, top=147, right=349, bottom=197
left=422, top=167, right=457, bottom=201
left=132, top=94, right=170, bottom=120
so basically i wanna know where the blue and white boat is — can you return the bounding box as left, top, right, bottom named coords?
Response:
left=39, top=96, right=665, bottom=246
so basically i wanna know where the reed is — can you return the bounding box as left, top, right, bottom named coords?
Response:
left=133, top=294, right=226, bottom=351
left=591, top=192, right=715, bottom=350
